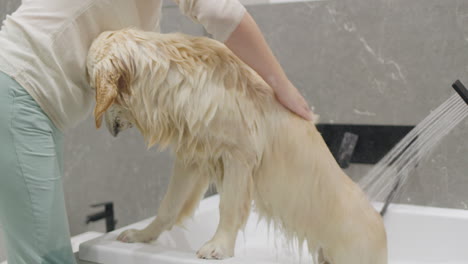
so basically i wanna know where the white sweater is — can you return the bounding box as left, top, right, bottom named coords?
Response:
left=0, top=0, right=245, bottom=131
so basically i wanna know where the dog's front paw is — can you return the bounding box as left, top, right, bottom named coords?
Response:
left=117, top=229, right=153, bottom=243
left=196, top=239, right=234, bottom=260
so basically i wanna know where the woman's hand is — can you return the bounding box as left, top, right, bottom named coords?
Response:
left=274, top=80, right=314, bottom=121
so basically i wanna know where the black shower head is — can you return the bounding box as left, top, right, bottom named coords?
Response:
left=452, top=80, right=468, bottom=105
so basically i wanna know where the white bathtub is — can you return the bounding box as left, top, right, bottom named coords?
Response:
left=79, top=195, right=468, bottom=264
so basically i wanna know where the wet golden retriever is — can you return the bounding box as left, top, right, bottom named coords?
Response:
left=86, top=28, right=387, bottom=264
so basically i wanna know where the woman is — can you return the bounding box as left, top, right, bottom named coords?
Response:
left=0, top=0, right=313, bottom=263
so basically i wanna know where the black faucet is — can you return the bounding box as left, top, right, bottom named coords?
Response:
left=86, top=202, right=117, bottom=232
left=336, top=132, right=359, bottom=169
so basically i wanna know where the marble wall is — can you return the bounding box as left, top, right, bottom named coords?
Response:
left=246, top=0, right=468, bottom=208
left=1, top=0, right=468, bottom=261
left=0, top=0, right=19, bottom=22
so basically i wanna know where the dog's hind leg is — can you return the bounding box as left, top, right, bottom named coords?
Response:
left=197, top=155, right=253, bottom=259
left=117, top=159, right=209, bottom=243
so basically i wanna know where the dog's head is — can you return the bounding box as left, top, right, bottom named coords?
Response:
left=87, top=30, right=136, bottom=137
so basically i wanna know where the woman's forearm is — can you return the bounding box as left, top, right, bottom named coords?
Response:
left=224, top=12, right=288, bottom=92
left=224, top=12, right=313, bottom=120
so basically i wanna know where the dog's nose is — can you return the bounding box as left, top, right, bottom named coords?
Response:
left=106, top=121, right=120, bottom=137
left=112, top=123, right=120, bottom=137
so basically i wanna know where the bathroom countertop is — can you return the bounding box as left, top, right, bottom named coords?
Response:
left=78, top=195, right=468, bottom=264
left=76, top=253, right=96, bottom=264
left=73, top=232, right=103, bottom=264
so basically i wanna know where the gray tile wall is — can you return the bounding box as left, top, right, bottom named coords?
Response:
left=0, top=0, right=19, bottom=22
left=249, top=0, right=468, bottom=208
left=1, top=0, right=468, bottom=261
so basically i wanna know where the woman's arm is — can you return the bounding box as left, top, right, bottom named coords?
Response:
left=224, top=12, right=313, bottom=120
left=173, top=0, right=313, bottom=120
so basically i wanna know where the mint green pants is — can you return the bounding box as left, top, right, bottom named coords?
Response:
left=0, top=72, right=76, bottom=264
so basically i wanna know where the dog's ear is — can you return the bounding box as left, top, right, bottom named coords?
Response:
left=94, top=67, right=118, bottom=129
left=93, top=57, right=132, bottom=129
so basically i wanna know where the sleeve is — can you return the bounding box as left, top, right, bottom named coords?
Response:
left=173, top=0, right=246, bottom=42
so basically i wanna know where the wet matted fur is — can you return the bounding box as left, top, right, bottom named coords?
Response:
left=86, top=28, right=387, bottom=264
